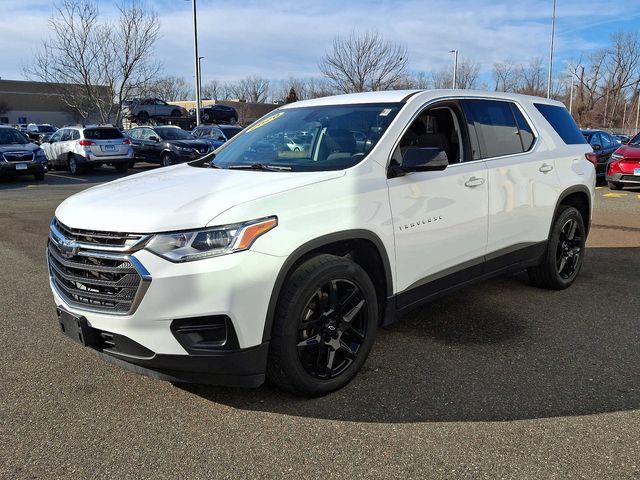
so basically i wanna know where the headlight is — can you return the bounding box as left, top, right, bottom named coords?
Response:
left=610, top=153, right=623, bottom=161
left=34, top=149, right=46, bottom=160
left=146, top=216, right=277, bottom=262
left=175, top=145, right=192, bottom=151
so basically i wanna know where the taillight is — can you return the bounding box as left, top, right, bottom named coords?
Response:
left=123, top=138, right=131, bottom=145
left=78, top=139, right=96, bottom=146
left=585, top=152, right=597, bottom=167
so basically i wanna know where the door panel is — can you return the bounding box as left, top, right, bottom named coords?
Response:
left=387, top=161, right=489, bottom=296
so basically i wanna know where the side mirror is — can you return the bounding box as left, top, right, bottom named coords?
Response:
left=390, top=147, right=449, bottom=177
left=592, top=144, right=602, bottom=151
left=149, top=136, right=159, bottom=143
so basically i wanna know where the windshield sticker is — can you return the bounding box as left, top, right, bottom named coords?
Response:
left=245, top=112, right=286, bottom=133
left=379, top=108, right=392, bottom=116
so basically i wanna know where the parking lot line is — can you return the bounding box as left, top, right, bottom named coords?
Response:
left=46, top=173, right=88, bottom=182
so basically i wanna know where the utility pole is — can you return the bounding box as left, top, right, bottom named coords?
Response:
left=191, top=0, right=201, bottom=126
left=198, top=56, right=204, bottom=105
left=547, top=0, right=556, bottom=98
left=568, top=76, right=574, bottom=115
left=450, top=50, right=458, bottom=89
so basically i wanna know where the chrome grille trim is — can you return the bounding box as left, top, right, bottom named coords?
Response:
left=48, top=218, right=152, bottom=315
left=2, top=151, right=34, bottom=163
left=51, top=219, right=151, bottom=253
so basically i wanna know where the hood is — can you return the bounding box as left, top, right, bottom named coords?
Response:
left=615, top=143, right=640, bottom=159
left=0, top=143, right=39, bottom=153
left=171, top=139, right=208, bottom=148
left=55, top=164, right=345, bottom=233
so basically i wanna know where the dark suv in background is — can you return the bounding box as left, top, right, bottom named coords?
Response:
left=126, top=125, right=210, bottom=166
left=191, top=104, right=238, bottom=124
left=581, top=129, right=621, bottom=177
left=0, top=126, right=48, bottom=181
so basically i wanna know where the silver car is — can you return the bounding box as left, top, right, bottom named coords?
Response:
left=42, top=126, right=134, bottom=175
left=123, top=98, right=188, bottom=123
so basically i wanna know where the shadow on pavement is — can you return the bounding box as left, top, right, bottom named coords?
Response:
left=181, top=246, right=640, bottom=423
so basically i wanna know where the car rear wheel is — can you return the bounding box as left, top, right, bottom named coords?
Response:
left=229, top=116, right=237, bottom=125
left=137, top=111, right=149, bottom=123
left=170, top=109, right=181, bottom=117
left=607, top=181, right=623, bottom=190
left=528, top=205, right=585, bottom=290
left=202, top=112, right=211, bottom=123
left=160, top=152, right=174, bottom=167
left=67, top=155, right=80, bottom=176
left=267, top=254, right=378, bottom=397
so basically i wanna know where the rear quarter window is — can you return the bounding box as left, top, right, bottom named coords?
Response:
left=534, top=103, right=586, bottom=145
left=84, top=128, right=124, bottom=140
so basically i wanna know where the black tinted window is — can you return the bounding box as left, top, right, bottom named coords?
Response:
left=464, top=100, right=523, bottom=158
left=534, top=103, right=586, bottom=145
left=510, top=105, right=535, bottom=151
left=84, top=128, right=123, bottom=140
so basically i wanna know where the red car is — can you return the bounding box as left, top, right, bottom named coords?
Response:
left=606, top=132, right=640, bottom=190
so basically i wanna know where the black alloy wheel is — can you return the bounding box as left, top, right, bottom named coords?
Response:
left=556, top=218, right=583, bottom=280
left=296, top=279, right=368, bottom=380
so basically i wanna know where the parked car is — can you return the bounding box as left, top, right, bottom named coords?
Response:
left=126, top=125, right=210, bottom=166
left=613, top=133, right=631, bottom=144
left=48, top=90, right=594, bottom=396
left=606, top=131, right=640, bottom=190
left=123, top=98, right=189, bottom=123
left=191, top=125, right=228, bottom=149
left=581, top=129, right=621, bottom=177
left=191, top=104, right=238, bottom=124
left=42, top=125, right=134, bottom=175
left=25, top=123, right=58, bottom=144
left=0, top=125, right=47, bottom=180
left=218, top=124, right=243, bottom=140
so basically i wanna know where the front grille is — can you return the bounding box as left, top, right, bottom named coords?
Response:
left=48, top=219, right=150, bottom=315
left=54, top=219, right=144, bottom=248
left=3, top=151, right=34, bottom=163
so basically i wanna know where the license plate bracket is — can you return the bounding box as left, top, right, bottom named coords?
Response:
left=58, top=309, right=100, bottom=347
left=102, top=145, right=116, bottom=152
left=15, top=163, right=27, bottom=170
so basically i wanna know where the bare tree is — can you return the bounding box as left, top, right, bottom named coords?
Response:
left=25, top=0, right=160, bottom=125
left=492, top=59, right=522, bottom=92
left=456, top=59, right=481, bottom=89
left=227, top=76, right=270, bottom=102
left=202, top=79, right=228, bottom=100
left=136, top=76, right=191, bottom=101
left=319, top=30, right=408, bottom=93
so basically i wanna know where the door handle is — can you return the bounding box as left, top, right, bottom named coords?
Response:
left=539, top=163, right=554, bottom=173
left=464, top=176, right=485, bottom=188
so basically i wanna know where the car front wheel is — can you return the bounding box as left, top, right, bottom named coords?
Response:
left=267, top=254, right=378, bottom=397
left=160, top=152, right=174, bottom=167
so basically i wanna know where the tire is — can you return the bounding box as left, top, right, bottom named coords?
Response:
left=68, top=155, right=80, bottom=176
left=170, top=109, right=181, bottom=117
left=129, top=160, right=136, bottom=169
left=229, top=117, right=237, bottom=125
left=34, top=171, right=45, bottom=181
left=160, top=152, right=174, bottom=167
left=608, top=181, right=623, bottom=190
left=528, top=206, right=586, bottom=290
left=115, top=162, right=128, bottom=173
left=137, top=111, right=149, bottom=123
left=267, top=254, right=378, bottom=397
left=202, top=112, right=211, bottom=123
left=48, top=162, right=56, bottom=171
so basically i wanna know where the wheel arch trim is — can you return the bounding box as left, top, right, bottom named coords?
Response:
left=261, top=229, right=393, bottom=343
left=552, top=184, right=592, bottom=236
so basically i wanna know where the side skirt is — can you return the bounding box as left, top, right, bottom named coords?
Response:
left=383, top=241, right=547, bottom=325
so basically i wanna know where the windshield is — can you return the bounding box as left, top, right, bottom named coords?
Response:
left=629, top=133, right=640, bottom=146
left=38, top=125, right=57, bottom=133
left=211, top=103, right=401, bottom=171
left=155, top=127, right=195, bottom=140
left=0, top=128, right=29, bottom=145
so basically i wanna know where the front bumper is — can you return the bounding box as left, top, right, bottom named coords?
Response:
left=49, top=248, right=284, bottom=386
left=0, top=161, right=45, bottom=177
left=606, top=171, right=640, bottom=185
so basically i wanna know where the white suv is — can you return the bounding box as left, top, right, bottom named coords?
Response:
left=48, top=90, right=595, bottom=396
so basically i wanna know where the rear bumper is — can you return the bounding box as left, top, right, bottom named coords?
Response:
left=79, top=150, right=134, bottom=165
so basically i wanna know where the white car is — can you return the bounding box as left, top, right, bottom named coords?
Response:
left=42, top=126, right=134, bottom=175
left=48, top=90, right=595, bottom=396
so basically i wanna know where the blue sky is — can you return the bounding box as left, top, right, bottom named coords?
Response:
left=2, top=0, right=640, bottom=87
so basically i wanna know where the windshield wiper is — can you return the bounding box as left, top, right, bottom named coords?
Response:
left=226, top=163, right=292, bottom=171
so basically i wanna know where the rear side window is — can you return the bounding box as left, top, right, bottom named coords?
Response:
left=463, top=99, right=528, bottom=158
left=510, top=105, right=535, bottom=151
left=84, top=128, right=123, bottom=140
left=534, top=103, right=586, bottom=145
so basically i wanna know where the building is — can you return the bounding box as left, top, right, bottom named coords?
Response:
left=0, top=79, right=106, bottom=127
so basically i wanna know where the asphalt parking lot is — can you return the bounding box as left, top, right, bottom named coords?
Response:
left=1, top=167, right=639, bottom=479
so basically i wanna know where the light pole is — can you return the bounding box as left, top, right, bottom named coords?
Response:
left=191, top=0, right=201, bottom=125
left=450, top=49, right=458, bottom=89
left=568, top=75, right=574, bottom=115
left=547, top=0, right=556, bottom=98
left=198, top=56, right=204, bottom=105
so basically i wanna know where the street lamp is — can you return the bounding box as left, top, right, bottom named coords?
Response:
left=547, top=0, right=556, bottom=98
left=191, top=0, right=201, bottom=125
left=450, top=49, right=458, bottom=89
left=198, top=56, right=204, bottom=106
